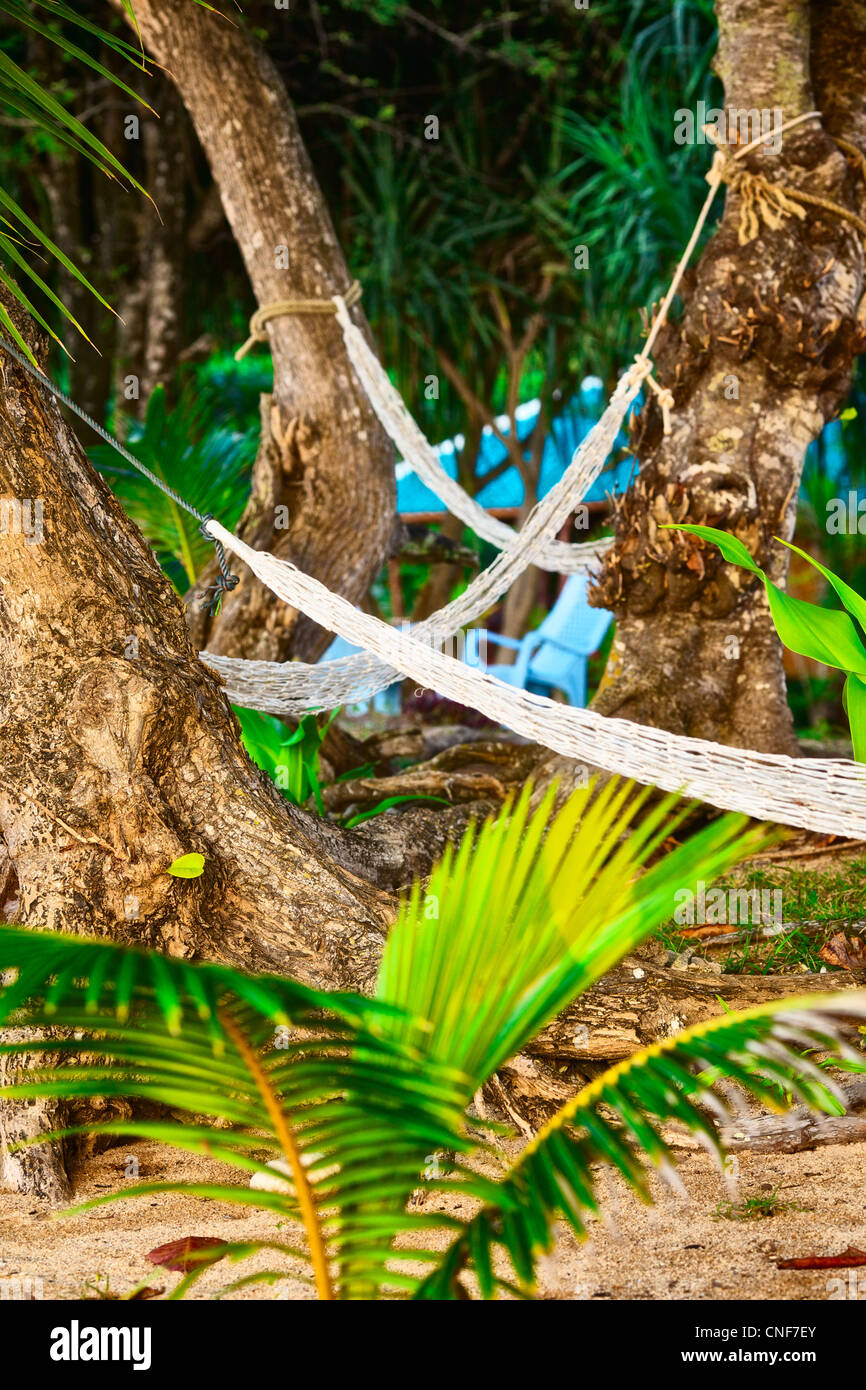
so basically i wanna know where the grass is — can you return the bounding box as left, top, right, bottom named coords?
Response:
left=732, top=856, right=866, bottom=923
left=718, top=928, right=832, bottom=978
left=657, top=851, right=866, bottom=976
left=712, top=1186, right=811, bottom=1223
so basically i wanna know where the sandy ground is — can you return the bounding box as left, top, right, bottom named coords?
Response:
left=1, top=1136, right=864, bottom=1301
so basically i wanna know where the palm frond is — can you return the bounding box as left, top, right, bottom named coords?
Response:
left=0, top=0, right=224, bottom=354
left=2, top=784, right=848, bottom=1301
left=89, top=384, right=254, bottom=590
left=0, top=922, right=468, bottom=1300
left=376, top=779, right=765, bottom=1086
left=416, top=993, right=866, bottom=1299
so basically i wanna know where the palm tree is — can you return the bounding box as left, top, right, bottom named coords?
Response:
left=0, top=0, right=219, bottom=359
left=0, top=0, right=153, bottom=357
left=2, top=779, right=863, bottom=1300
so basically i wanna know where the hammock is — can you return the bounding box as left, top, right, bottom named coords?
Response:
left=5, top=110, right=860, bottom=837
left=197, top=110, right=866, bottom=839
left=202, top=370, right=640, bottom=711
left=331, top=298, right=615, bottom=574
left=205, top=516, right=866, bottom=840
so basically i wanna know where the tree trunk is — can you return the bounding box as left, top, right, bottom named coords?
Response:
left=114, top=0, right=396, bottom=664
left=137, top=79, right=189, bottom=412
left=592, top=0, right=866, bottom=752
left=0, top=297, right=395, bottom=1197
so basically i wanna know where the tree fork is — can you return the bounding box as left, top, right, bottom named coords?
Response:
left=0, top=295, right=393, bottom=1196
left=112, top=0, right=397, bottom=663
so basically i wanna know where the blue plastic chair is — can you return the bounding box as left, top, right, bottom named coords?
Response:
left=462, top=573, right=613, bottom=708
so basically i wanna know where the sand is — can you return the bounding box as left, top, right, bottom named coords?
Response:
left=1, top=1135, right=864, bottom=1301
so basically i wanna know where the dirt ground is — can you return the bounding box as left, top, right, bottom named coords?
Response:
left=1, top=1135, right=864, bottom=1301
left=1, top=830, right=863, bottom=1301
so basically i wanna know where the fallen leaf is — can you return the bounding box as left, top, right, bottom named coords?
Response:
left=166, top=852, right=205, bottom=879
left=146, top=1237, right=229, bottom=1272
left=777, top=1246, right=866, bottom=1271
left=818, top=932, right=866, bottom=971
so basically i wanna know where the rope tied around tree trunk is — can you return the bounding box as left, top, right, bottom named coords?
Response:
left=712, top=145, right=866, bottom=246
left=235, top=279, right=363, bottom=360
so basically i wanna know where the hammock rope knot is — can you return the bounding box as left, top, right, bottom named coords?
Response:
left=235, top=279, right=363, bottom=359
left=711, top=146, right=866, bottom=247
left=197, top=514, right=241, bottom=614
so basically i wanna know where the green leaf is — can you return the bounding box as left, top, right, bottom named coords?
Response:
left=4, top=791, right=858, bottom=1303
left=775, top=537, right=866, bottom=637
left=422, top=993, right=866, bottom=1298
left=343, top=794, right=451, bottom=828
left=668, top=524, right=866, bottom=677
left=764, top=584, right=866, bottom=676
left=90, top=384, right=253, bottom=592
left=166, top=853, right=205, bottom=879
left=376, top=779, right=760, bottom=1091
left=843, top=674, right=866, bottom=763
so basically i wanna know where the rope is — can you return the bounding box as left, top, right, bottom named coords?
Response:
left=204, top=516, right=866, bottom=841
left=713, top=130, right=866, bottom=246
left=325, top=111, right=827, bottom=573
left=4, top=106, right=866, bottom=839
left=235, top=279, right=363, bottom=360
left=0, top=334, right=240, bottom=614
left=204, top=374, right=642, bottom=709
left=835, top=136, right=866, bottom=184
left=332, top=292, right=634, bottom=573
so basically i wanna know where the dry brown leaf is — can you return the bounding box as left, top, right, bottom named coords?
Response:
left=818, top=931, right=866, bottom=971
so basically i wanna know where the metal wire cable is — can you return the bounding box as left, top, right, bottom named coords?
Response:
left=0, top=334, right=240, bottom=613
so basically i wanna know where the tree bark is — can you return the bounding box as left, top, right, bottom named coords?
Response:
left=115, top=0, right=397, bottom=663
left=501, top=948, right=866, bottom=1128
left=0, top=297, right=395, bottom=1197
left=592, top=0, right=866, bottom=752
left=137, top=79, right=189, bottom=412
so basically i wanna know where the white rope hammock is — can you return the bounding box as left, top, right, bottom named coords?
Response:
left=332, top=297, right=615, bottom=573
left=205, top=517, right=866, bottom=839
left=202, top=370, right=641, bottom=711
left=196, top=110, right=866, bottom=838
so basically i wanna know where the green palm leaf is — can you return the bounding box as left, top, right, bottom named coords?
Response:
left=0, top=923, right=468, bottom=1300
left=417, top=994, right=866, bottom=1299
left=3, top=783, right=859, bottom=1300
left=376, top=779, right=764, bottom=1084
left=0, top=0, right=226, bottom=357
left=89, top=383, right=254, bottom=590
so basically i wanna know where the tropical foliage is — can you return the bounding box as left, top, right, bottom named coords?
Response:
left=0, top=0, right=153, bottom=358
left=1, top=780, right=863, bottom=1300
left=670, top=523, right=866, bottom=761
left=88, top=383, right=254, bottom=592
left=233, top=706, right=335, bottom=813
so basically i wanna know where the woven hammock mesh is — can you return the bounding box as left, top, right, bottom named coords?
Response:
left=201, top=276, right=866, bottom=838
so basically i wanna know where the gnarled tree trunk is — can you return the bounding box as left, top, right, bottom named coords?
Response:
left=114, top=0, right=397, bottom=663
left=592, top=0, right=866, bottom=752
left=0, top=296, right=394, bottom=1198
